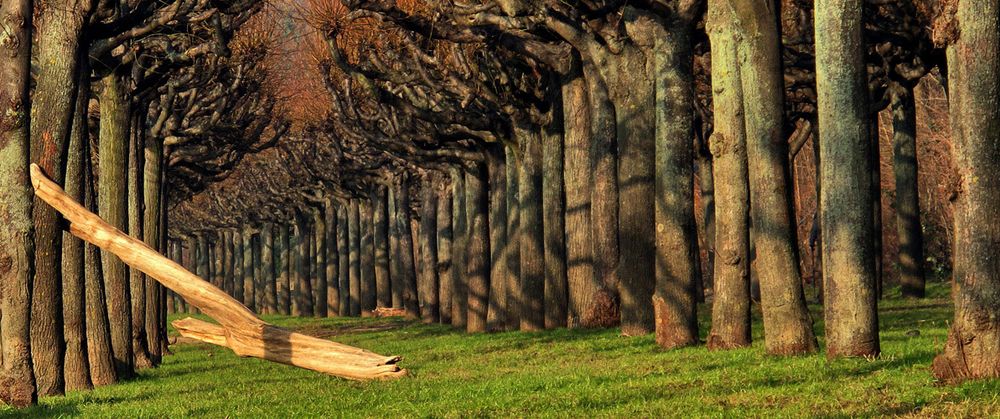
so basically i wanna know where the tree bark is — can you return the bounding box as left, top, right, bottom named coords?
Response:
left=127, top=122, right=153, bottom=370
left=143, top=130, right=165, bottom=365
left=517, top=126, right=545, bottom=331
left=543, top=91, right=568, bottom=330
left=98, top=69, right=135, bottom=378
left=277, top=224, right=291, bottom=315
left=242, top=227, right=256, bottom=311
left=397, top=178, right=420, bottom=319
left=0, top=0, right=37, bottom=403
left=296, top=214, right=314, bottom=317
left=706, top=0, right=751, bottom=350
left=932, top=0, right=1000, bottom=383
left=815, top=0, right=880, bottom=358
left=889, top=82, right=926, bottom=298
left=504, top=147, right=520, bottom=328
left=29, top=0, right=92, bottom=395
left=486, top=146, right=508, bottom=331
left=61, top=66, right=91, bottom=391
left=388, top=190, right=403, bottom=309
left=729, top=0, right=818, bottom=355
left=337, top=206, right=350, bottom=315
left=419, top=179, right=440, bottom=323
left=605, top=31, right=656, bottom=337
left=437, top=183, right=454, bottom=325
left=263, top=224, right=277, bottom=315
left=349, top=200, right=362, bottom=316
left=373, top=188, right=391, bottom=309
left=561, top=60, right=599, bottom=329
left=451, top=169, right=469, bottom=328
left=467, top=164, right=491, bottom=333
left=651, top=12, right=699, bottom=348
left=361, top=201, right=377, bottom=317
left=233, top=228, right=246, bottom=308
left=313, top=212, right=328, bottom=317
left=583, top=58, right=620, bottom=329
left=326, top=202, right=341, bottom=316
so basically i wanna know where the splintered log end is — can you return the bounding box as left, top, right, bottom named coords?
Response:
left=173, top=318, right=406, bottom=380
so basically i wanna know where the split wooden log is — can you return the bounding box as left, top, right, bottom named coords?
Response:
left=29, top=164, right=405, bottom=380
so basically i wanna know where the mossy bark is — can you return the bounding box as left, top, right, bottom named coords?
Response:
left=98, top=70, right=136, bottom=377
left=729, top=0, right=818, bottom=355
left=0, top=0, right=37, bottom=403
left=706, top=0, right=751, bottom=350
left=815, top=0, right=880, bottom=358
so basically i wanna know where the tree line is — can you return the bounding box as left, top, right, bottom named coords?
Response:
left=0, top=0, right=286, bottom=407
left=2, top=0, right=998, bottom=410
left=170, top=0, right=996, bottom=384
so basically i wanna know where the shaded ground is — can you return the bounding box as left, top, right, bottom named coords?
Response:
left=4, top=282, right=1000, bottom=417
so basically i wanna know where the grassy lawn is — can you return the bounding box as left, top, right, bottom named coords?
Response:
left=5, top=282, right=1000, bottom=417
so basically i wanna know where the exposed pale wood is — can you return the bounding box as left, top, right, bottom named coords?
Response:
left=29, top=163, right=406, bottom=381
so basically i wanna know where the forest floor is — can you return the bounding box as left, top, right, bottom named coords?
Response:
left=5, top=282, right=1000, bottom=417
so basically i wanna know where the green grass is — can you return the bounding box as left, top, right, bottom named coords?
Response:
left=5, top=282, right=1000, bottom=417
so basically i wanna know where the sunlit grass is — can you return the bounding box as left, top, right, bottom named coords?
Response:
left=4, top=281, right=1000, bottom=417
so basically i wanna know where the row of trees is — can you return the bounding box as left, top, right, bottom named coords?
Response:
left=166, top=0, right=995, bottom=386
left=0, top=0, right=283, bottom=407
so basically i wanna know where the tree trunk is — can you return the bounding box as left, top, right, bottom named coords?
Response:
left=583, top=58, right=620, bottom=329
left=388, top=190, right=403, bottom=309
left=373, top=188, right=391, bottom=309
left=277, top=224, right=291, bottom=315
left=706, top=0, right=751, bottom=350
left=651, top=13, right=699, bottom=349
left=451, top=169, right=469, bottom=328
left=931, top=0, right=1000, bottom=383
left=337, top=206, right=350, bottom=315
left=361, top=202, right=377, bottom=317
left=296, top=214, right=314, bottom=317
left=398, top=178, right=420, bottom=319
left=815, top=0, right=880, bottom=358
left=543, top=91, right=568, bottom=330
left=504, top=147, right=520, bottom=328
left=730, top=0, right=818, bottom=355
left=225, top=230, right=237, bottom=298
left=0, top=0, right=37, bottom=403
left=313, top=212, right=328, bottom=317
left=486, top=146, right=508, bottom=331
left=143, top=131, right=165, bottom=365
left=605, top=37, right=656, bottom=337
left=98, top=70, right=136, bottom=378
left=437, top=183, right=454, bottom=325
left=242, top=227, right=256, bottom=311
left=411, top=217, right=421, bottom=309
left=562, top=60, right=599, bottom=329
left=262, top=224, right=277, bottom=315
left=889, top=82, right=925, bottom=298
left=29, top=0, right=92, bottom=396
left=419, top=180, right=440, bottom=323
left=127, top=126, right=153, bottom=370
left=349, top=200, right=362, bottom=316
left=233, top=228, right=246, bottom=302
left=326, top=202, right=341, bottom=316
left=61, top=67, right=91, bottom=391
left=467, top=164, right=491, bottom=333
left=517, top=126, right=545, bottom=331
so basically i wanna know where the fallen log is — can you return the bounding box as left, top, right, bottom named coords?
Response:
left=30, top=164, right=405, bottom=380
